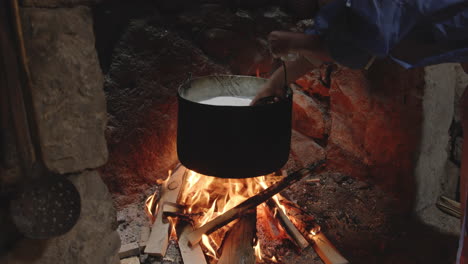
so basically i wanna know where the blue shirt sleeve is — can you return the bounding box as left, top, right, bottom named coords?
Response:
left=307, top=0, right=468, bottom=69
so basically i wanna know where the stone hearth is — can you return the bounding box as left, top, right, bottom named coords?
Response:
left=0, top=0, right=466, bottom=264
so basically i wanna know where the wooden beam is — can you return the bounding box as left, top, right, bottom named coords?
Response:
left=218, top=210, right=256, bottom=264
left=0, top=1, right=37, bottom=177
left=177, top=222, right=208, bottom=264
left=144, top=165, right=187, bottom=257
left=186, top=160, right=325, bottom=246
left=311, top=233, right=349, bottom=264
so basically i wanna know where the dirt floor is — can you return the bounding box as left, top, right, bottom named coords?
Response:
left=116, top=170, right=460, bottom=264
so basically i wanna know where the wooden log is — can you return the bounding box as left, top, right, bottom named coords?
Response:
left=177, top=222, right=208, bottom=264
left=269, top=170, right=310, bottom=249
left=120, top=256, right=140, bottom=264
left=139, top=226, right=150, bottom=251
left=218, top=210, right=256, bottom=264
left=186, top=160, right=325, bottom=246
left=266, top=199, right=309, bottom=250
left=437, top=196, right=462, bottom=218
left=144, top=166, right=187, bottom=256
left=305, top=178, right=320, bottom=183
left=119, top=242, right=140, bottom=259
left=311, top=233, right=349, bottom=264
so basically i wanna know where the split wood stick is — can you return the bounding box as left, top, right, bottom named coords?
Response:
left=268, top=169, right=309, bottom=249
left=436, top=197, right=462, bottom=218
left=218, top=210, right=256, bottom=264
left=139, top=226, right=150, bottom=251
left=440, top=195, right=461, bottom=209
left=119, top=242, right=140, bottom=259
left=306, top=178, right=320, bottom=183
left=145, top=165, right=187, bottom=256
left=311, top=233, right=349, bottom=264
left=120, top=256, right=140, bottom=264
left=266, top=199, right=309, bottom=250
left=177, top=222, right=208, bottom=264
left=186, top=160, right=325, bottom=246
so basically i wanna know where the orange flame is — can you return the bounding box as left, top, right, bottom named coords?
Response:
left=202, top=234, right=218, bottom=259
left=256, top=68, right=260, bottom=78
left=309, top=225, right=321, bottom=236
left=145, top=193, right=157, bottom=221
left=169, top=217, right=178, bottom=240
left=258, top=179, right=287, bottom=214
left=179, top=171, right=266, bottom=229
left=254, top=240, right=262, bottom=262
left=179, top=170, right=271, bottom=260
left=145, top=170, right=174, bottom=220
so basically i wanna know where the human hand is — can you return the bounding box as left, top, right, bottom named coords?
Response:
left=250, top=79, right=287, bottom=106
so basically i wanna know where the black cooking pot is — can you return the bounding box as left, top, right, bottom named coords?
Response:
left=177, top=75, right=292, bottom=178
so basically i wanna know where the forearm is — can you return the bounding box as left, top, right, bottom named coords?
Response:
left=269, top=31, right=332, bottom=63
left=267, top=56, right=317, bottom=87
left=290, top=34, right=332, bottom=62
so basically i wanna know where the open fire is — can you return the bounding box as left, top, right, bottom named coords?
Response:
left=143, top=163, right=347, bottom=264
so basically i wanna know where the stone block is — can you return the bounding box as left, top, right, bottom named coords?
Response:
left=21, top=7, right=108, bottom=173
left=326, top=62, right=425, bottom=213
left=292, top=87, right=326, bottom=139
left=328, top=68, right=370, bottom=163
left=414, top=64, right=457, bottom=212
left=290, top=129, right=325, bottom=168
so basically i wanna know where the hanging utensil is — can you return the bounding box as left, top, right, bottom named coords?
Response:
left=9, top=175, right=81, bottom=239
left=2, top=0, right=81, bottom=239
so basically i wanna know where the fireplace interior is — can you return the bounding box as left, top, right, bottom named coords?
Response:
left=1, top=0, right=467, bottom=264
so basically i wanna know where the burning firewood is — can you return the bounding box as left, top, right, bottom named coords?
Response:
left=145, top=165, right=187, bottom=256
left=266, top=199, right=309, bottom=250
left=310, top=233, right=349, bottom=264
left=218, top=210, right=257, bottom=264
left=256, top=204, right=295, bottom=261
left=269, top=199, right=349, bottom=264
left=177, top=221, right=208, bottom=264
left=261, top=170, right=310, bottom=250
left=186, top=160, right=326, bottom=247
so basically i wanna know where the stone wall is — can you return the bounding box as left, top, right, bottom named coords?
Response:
left=413, top=64, right=467, bottom=234
left=414, top=64, right=457, bottom=212
left=295, top=60, right=425, bottom=213
left=0, top=1, right=120, bottom=263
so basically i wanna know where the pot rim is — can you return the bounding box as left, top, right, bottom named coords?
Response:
left=177, top=74, right=291, bottom=107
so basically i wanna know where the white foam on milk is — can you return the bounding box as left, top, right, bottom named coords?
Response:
left=199, top=96, right=252, bottom=106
